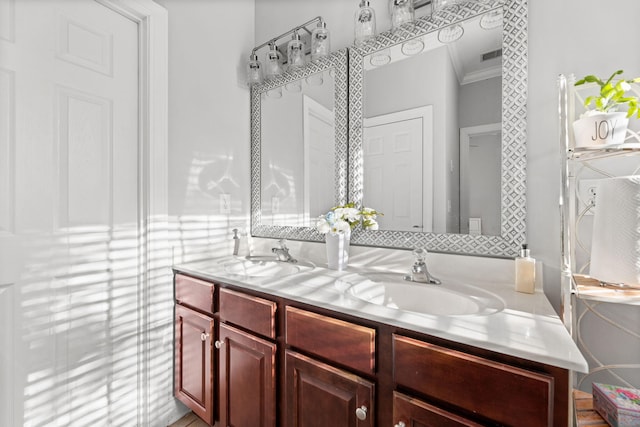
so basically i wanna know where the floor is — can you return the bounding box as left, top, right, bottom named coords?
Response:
left=573, top=389, right=608, bottom=427
left=171, top=391, right=607, bottom=426
left=168, top=412, right=210, bottom=427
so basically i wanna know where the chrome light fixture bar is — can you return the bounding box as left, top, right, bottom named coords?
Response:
left=246, top=16, right=326, bottom=86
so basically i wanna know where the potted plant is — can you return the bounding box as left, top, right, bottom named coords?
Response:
left=573, top=70, right=640, bottom=147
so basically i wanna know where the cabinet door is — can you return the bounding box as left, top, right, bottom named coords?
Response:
left=285, top=350, right=374, bottom=427
left=218, top=323, right=276, bottom=427
left=393, top=392, right=482, bottom=427
left=175, top=304, right=215, bottom=425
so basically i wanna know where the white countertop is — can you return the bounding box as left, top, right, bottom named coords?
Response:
left=174, top=252, right=588, bottom=373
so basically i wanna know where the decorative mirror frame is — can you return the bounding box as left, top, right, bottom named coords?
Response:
left=348, top=0, right=527, bottom=258
left=251, top=48, right=349, bottom=241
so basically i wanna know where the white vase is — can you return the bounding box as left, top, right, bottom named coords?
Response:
left=325, top=229, right=350, bottom=270
left=572, top=112, right=629, bottom=147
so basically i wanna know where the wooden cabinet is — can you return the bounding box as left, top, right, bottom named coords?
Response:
left=218, top=323, right=276, bottom=427
left=285, top=350, right=375, bottom=427
left=284, top=307, right=376, bottom=427
left=217, top=288, right=277, bottom=427
left=174, top=271, right=571, bottom=426
left=285, top=306, right=376, bottom=375
left=174, top=303, right=215, bottom=425
left=174, top=274, right=277, bottom=427
left=393, top=334, right=556, bottom=427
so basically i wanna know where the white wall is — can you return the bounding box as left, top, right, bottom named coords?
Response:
left=528, top=0, right=640, bottom=309
left=153, top=0, right=254, bottom=421
left=155, top=0, right=254, bottom=264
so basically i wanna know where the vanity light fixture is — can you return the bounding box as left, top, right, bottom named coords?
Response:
left=264, top=43, right=284, bottom=80
left=401, top=36, right=425, bottom=55
left=431, top=0, right=463, bottom=44
left=287, top=31, right=306, bottom=70
left=354, top=0, right=377, bottom=46
left=437, top=23, right=464, bottom=43
left=246, top=16, right=327, bottom=87
left=369, top=47, right=391, bottom=67
left=390, top=0, right=415, bottom=31
left=246, top=53, right=263, bottom=86
left=480, top=9, right=503, bottom=30
left=311, top=20, right=331, bottom=62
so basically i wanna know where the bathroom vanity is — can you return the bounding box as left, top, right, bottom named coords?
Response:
left=173, top=255, right=587, bottom=427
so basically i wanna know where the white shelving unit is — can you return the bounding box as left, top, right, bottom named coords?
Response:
left=559, top=74, right=640, bottom=391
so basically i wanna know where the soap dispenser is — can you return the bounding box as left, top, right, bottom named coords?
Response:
left=232, top=228, right=250, bottom=257
left=515, top=243, right=536, bottom=294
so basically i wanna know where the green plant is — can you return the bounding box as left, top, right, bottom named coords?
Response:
left=575, top=70, right=640, bottom=118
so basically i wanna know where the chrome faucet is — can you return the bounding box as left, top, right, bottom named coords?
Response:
left=272, top=239, right=297, bottom=263
left=232, top=228, right=240, bottom=256
left=403, top=248, right=441, bottom=285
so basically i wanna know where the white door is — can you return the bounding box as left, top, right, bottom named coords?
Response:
left=460, top=123, right=502, bottom=236
left=363, top=106, right=433, bottom=232
left=0, top=1, right=146, bottom=425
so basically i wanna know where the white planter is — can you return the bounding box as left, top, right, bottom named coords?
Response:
left=325, top=230, right=350, bottom=270
left=572, top=112, right=629, bottom=147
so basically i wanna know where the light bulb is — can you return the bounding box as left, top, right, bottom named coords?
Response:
left=246, top=53, right=263, bottom=86
left=311, top=21, right=331, bottom=62
left=354, top=0, right=377, bottom=46
left=264, top=44, right=283, bottom=80
left=390, top=0, right=414, bottom=31
left=287, top=32, right=306, bottom=70
left=438, top=24, right=463, bottom=43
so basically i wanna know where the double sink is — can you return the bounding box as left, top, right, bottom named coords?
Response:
left=221, top=256, right=505, bottom=317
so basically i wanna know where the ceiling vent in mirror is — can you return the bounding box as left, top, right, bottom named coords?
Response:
left=482, top=48, right=502, bottom=62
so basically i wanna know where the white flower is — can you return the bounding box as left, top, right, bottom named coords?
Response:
left=315, top=216, right=332, bottom=234
left=330, top=219, right=351, bottom=234
left=315, top=203, right=382, bottom=234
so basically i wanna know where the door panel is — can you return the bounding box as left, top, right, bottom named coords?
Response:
left=175, top=305, right=215, bottom=425
left=0, top=1, right=140, bottom=425
left=219, top=323, right=276, bottom=427
left=285, top=350, right=374, bottom=427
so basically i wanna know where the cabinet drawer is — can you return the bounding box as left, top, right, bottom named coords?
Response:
left=219, top=288, right=276, bottom=339
left=285, top=306, right=375, bottom=375
left=175, top=274, right=215, bottom=315
left=393, top=335, right=554, bottom=427
left=393, top=391, right=482, bottom=427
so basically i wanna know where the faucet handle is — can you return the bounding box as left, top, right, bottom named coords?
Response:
left=277, top=239, right=288, bottom=249
left=412, top=248, right=428, bottom=263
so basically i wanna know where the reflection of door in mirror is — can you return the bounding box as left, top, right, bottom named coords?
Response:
left=363, top=106, right=434, bottom=232
left=303, top=95, right=335, bottom=222
left=260, top=71, right=335, bottom=227
left=459, top=123, right=501, bottom=236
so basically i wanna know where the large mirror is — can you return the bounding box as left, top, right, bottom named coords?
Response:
left=349, top=0, right=527, bottom=257
left=251, top=49, right=348, bottom=241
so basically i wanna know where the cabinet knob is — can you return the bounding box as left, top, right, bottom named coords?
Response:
left=214, top=340, right=224, bottom=349
left=394, top=422, right=406, bottom=427
left=200, top=333, right=209, bottom=342
left=355, top=405, right=368, bottom=421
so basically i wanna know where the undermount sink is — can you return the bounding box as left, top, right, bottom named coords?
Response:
left=223, top=256, right=314, bottom=278
left=336, top=272, right=505, bottom=316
